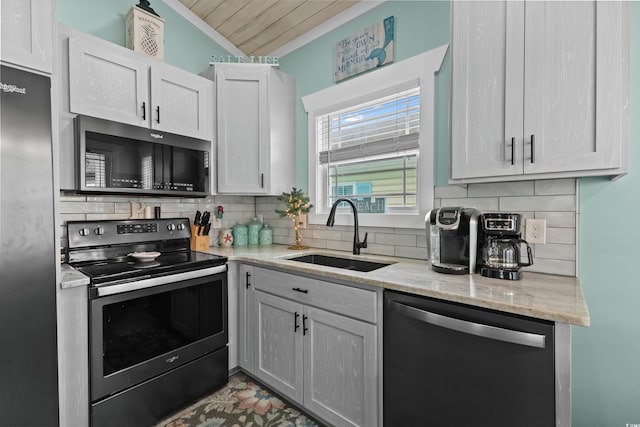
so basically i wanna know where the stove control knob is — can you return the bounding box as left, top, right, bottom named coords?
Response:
left=94, top=227, right=105, bottom=236
left=167, top=223, right=176, bottom=231
left=79, top=228, right=90, bottom=237
left=176, top=223, right=185, bottom=231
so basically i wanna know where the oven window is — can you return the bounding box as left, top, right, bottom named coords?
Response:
left=101, top=281, right=224, bottom=376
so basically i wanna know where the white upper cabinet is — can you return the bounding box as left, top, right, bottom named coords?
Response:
left=68, top=35, right=212, bottom=140
left=68, top=37, right=149, bottom=128
left=150, top=66, right=211, bottom=139
left=451, top=1, right=628, bottom=183
left=1, top=0, right=53, bottom=73
left=202, top=64, right=295, bottom=195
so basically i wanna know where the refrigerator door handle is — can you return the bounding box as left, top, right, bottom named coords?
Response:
left=388, top=300, right=546, bottom=348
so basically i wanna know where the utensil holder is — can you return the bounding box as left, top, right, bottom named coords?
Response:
left=190, top=225, right=210, bottom=251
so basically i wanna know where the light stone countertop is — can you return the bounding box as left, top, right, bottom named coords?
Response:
left=60, top=263, right=90, bottom=289
left=204, top=244, right=590, bottom=327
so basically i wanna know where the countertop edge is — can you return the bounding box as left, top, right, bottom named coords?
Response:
left=60, top=263, right=90, bottom=289
left=207, top=246, right=591, bottom=327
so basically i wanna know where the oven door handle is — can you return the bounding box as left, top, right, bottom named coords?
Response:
left=95, top=265, right=228, bottom=297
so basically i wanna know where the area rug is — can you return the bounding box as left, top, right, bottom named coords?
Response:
left=156, top=372, right=320, bottom=427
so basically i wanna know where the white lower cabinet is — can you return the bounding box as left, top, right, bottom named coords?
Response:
left=248, top=266, right=379, bottom=427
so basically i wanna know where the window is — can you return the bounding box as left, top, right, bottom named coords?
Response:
left=319, top=87, right=420, bottom=213
left=302, top=45, right=448, bottom=228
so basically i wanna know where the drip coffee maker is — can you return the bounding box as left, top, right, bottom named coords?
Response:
left=479, top=213, right=533, bottom=280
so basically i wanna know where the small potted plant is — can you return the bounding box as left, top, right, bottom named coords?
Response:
left=275, top=187, right=313, bottom=249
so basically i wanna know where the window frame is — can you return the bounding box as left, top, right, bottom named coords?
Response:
left=302, top=45, right=448, bottom=228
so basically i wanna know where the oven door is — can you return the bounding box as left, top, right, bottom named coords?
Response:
left=89, top=270, right=227, bottom=401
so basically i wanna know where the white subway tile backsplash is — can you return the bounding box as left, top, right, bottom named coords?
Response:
left=395, top=245, right=428, bottom=260
left=534, top=179, right=576, bottom=195
left=310, top=229, right=343, bottom=240
left=468, top=181, right=534, bottom=197
left=500, top=195, right=576, bottom=212
left=434, top=185, right=468, bottom=199
left=374, top=233, right=417, bottom=247
left=326, top=239, right=352, bottom=252
left=535, top=211, right=576, bottom=228
left=440, top=197, right=500, bottom=211
left=534, top=243, right=576, bottom=261
left=360, top=242, right=395, bottom=257
left=527, top=258, right=576, bottom=276
left=59, top=177, right=577, bottom=276
left=59, top=202, right=114, bottom=214
left=546, top=227, right=576, bottom=245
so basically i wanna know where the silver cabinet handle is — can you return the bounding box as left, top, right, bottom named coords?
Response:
left=388, top=300, right=546, bottom=348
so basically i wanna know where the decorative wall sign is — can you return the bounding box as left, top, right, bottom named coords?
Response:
left=334, top=16, right=394, bottom=82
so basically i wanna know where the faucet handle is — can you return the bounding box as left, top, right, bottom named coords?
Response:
left=360, top=232, right=368, bottom=249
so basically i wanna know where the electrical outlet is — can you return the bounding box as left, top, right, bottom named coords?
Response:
left=525, top=218, right=547, bottom=244
left=298, top=214, right=307, bottom=229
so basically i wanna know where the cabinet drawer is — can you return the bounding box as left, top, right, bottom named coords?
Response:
left=253, top=267, right=377, bottom=323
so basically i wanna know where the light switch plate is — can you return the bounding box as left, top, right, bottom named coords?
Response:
left=525, top=218, right=546, bottom=244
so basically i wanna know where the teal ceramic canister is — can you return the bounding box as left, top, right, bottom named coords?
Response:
left=259, top=224, right=273, bottom=245
left=232, top=223, right=248, bottom=246
left=247, top=217, right=263, bottom=245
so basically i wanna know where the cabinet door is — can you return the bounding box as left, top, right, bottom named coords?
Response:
left=303, top=306, right=378, bottom=427
left=253, top=291, right=303, bottom=403
left=150, top=65, right=212, bottom=140
left=216, top=66, right=269, bottom=194
left=524, top=1, right=624, bottom=174
left=1, top=0, right=53, bottom=73
left=238, top=264, right=254, bottom=373
left=68, top=37, right=149, bottom=127
left=450, top=1, right=524, bottom=179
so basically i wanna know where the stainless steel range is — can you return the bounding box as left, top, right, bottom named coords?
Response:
left=66, top=218, right=228, bottom=427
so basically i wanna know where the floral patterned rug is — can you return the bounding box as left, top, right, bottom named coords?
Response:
left=156, top=372, right=320, bottom=427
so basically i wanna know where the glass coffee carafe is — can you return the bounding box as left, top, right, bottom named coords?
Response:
left=483, top=237, right=533, bottom=270
left=479, top=213, right=533, bottom=280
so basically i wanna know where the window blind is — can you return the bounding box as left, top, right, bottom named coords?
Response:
left=317, top=86, right=420, bottom=164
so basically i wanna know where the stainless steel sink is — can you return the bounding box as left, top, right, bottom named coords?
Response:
left=288, top=254, right=393, bottom=272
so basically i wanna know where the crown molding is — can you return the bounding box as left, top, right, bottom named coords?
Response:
left=162, top=0, right=245, bottom=57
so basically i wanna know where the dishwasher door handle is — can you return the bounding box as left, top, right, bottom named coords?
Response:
left=388, top=300, right=546, bottom=348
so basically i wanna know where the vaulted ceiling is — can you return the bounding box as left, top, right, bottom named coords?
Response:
left=177, top=0, right=361, bottom=57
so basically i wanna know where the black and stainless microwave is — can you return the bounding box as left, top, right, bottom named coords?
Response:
left=74, top=115, right=211, bottom=197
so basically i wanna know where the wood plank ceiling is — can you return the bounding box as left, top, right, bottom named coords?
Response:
left=178, top=0, right=360, bottom=56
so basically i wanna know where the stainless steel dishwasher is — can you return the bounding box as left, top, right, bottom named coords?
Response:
left=383, top=290, right=555, bottom=426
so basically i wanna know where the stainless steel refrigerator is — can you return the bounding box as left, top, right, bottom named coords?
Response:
left=0, top=64, right=59, bottom=424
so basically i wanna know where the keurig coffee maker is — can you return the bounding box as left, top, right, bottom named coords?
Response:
left=426, top=207, right=480, bottom=274
left=479, top=213, right=533, bottom=280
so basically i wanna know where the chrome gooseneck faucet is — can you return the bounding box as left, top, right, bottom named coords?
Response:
left=326, top=198, right=368, bottom=255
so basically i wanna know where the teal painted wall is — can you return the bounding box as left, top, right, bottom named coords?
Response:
left=573, top=3, right=640, bottom=426
left=277, top=1, right=451, bottom=190
left=56, top=0, right=231, bottom=74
